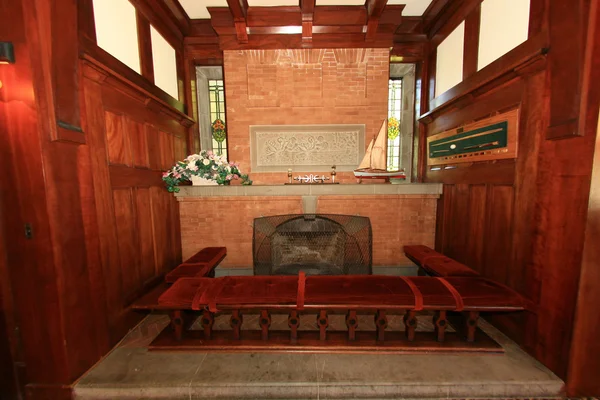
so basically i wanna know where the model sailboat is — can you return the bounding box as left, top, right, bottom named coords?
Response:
left=354, top=120, right=406, bottom=181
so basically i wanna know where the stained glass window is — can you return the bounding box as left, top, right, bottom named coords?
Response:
left=387, top=79, right=402, bottom=171
left=209, top=79, right=227, bottom=160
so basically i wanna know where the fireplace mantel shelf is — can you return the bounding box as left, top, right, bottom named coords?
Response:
left=174, top=183, right=442, bottom=199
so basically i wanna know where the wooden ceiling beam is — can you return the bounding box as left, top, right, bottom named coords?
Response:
left=300, top=0, right=316, bottom=46
left=365, top=0, right=389, bottom=41
left=226, top=0, right=249, bottom=43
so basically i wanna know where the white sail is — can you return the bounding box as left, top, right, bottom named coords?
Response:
left=370, top=120, right=387, bottom=171
left=358, top=139, right=374, bottom=169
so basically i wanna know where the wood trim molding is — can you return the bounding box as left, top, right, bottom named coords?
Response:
left=136, top=11, right=155, bottom=83
left=226, top=0, right=249, bottom=43
left=462, top=4, right=480, bottom=79
left=419, top=34, right=548, bottom=123
left=80, top=53, right=194, bottom=128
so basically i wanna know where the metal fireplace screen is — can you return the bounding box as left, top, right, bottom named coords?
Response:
left=253, top=214, right=372, bottom=276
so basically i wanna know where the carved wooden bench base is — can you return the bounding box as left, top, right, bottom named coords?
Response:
left=149, top=319, right=501, bottom=353
left=145, top=274, right=524, bottom=353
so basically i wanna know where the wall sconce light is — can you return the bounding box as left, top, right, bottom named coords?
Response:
left=0, top=42, right=15, bottom=64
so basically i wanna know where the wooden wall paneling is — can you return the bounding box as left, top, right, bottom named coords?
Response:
left=528, top=0, right=547, bottom=38
left=150, top=187, right=170, bottom=276
left=79, top=46, right=187, bottom=115
left=510, top=71, right=546, bottom=298
left=427, top=77, right=523, bottom=135
left=427, top=49, right=436, bottom=105
left=100, top=81, right=190, bottom=139
left=135, top=188, right=157, bottom=285
left=546, top=0, right=588, bottom=139
left=50, top=0, right=82, bottom=137
left=445, top=184, right=470, bottom=262
left=146, top=125, right=163, bottom=171
left=464, top=184, right=486, bottom=273
left=81, top=75, right=126, bottom=344
left=483, top=185, right=514, bottom=284
left=414, top=61, right=426, bottom=181
left=112, top=188, right=142, bottom=304
left=77, top=0, right=96, bottom=43
left=136, top=10, right=155, bottom=83
left=567, top=0, right=600, bottom=394
left=129, top=118, right=151, bottom=169
left=109, top=166, right=163, bottom=188
left=434, top=184, right=453, bottom=253
left=426, top=161, right=516, bottom=185
left=105, top=112, right=132, bottom=166
left=174, top=136, right=187, bottom=161
left=160, top=131, right=176, bottom=169
left=462, top=4, right=480, bottom=79
left=0, top=193, right=20, bottom=400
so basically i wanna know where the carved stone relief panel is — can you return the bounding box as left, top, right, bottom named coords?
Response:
left=250, top=124, right=365, bottom=172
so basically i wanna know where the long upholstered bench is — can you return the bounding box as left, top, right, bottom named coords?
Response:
left=145, top=273, right=525, bottom=352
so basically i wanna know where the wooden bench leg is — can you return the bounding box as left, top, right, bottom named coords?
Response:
left=230, top=310, right=243, bottom=340
left=260, top=310, right=271, bottom=341
left=346, top=310, right=358, bottom=341
left=288, top=311, right=299, bottom=343
left=317, top=310, right=328, bottom=341
left=466, top=311, right=479, bottom=342
left=403, top=310, right=417, bottom=341
left=375, top=310, right=387, bottom=341
left=170, top=310, right=185, bottom=341
left=433, top=311, right=447, bottom=342
left=201, top=310, right=214, bottom=340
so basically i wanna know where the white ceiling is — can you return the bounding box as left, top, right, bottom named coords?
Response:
left=178, top=0, right=433, bottom=19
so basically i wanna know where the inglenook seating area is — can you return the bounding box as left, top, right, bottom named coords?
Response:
left=3, top=0, right=600, bottom=399
left=134, top=244, right=526, bottom=354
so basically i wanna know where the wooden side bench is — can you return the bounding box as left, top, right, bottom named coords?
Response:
left=132, top=247, right=226, bottom=311
left=149, top=274, right=524, bottom=353
left=165, top=247, right=227, bottom=283
left=404, top=245, right=479, bottom=277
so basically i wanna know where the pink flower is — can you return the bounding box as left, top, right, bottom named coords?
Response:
left=162, top=171, right=170, bottom=178
left=226, top=174, right=233, bottom=180
left=207, top=151, right=213, bottom=157
left=232, top=174, right=239, bottom=180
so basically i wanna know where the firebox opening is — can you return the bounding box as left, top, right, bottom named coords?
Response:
left=253, top=214, right=372, bottom=276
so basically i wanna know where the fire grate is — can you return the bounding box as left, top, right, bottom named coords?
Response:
left=253, top=214, right=372, bottom=275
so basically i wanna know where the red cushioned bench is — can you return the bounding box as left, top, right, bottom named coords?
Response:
left=404, top=245, right=479, bottom=277
left=148, top=273, right=524, bottom=352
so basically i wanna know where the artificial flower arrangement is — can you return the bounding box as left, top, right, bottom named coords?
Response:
left=162, top=150, right=252, bottom=193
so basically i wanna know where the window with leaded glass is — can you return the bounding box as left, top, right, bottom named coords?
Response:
left=387, top=79, right=402, bottom=171
left=208, top=79, right=227, bottom=160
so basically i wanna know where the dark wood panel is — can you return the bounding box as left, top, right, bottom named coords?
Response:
left=136, top=188, right=157, bottom=284
left=109, top=165, right=163, bottom=188
left=464, top=184, right=486, bottom=273
left=483, top=185, right=514, bottom=284
left=113, top=189, right=142, bottom=304
left=146, top=125, right=163, bottom=171
left=150, top=187, right=171, bottom=276
left=129, top=118, right=150, bottom=169
left=445, top=184, right=470, bottom=262
left=105, top=111, right=131, bottom=167
left=160, top=131, right=176, bottom=170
